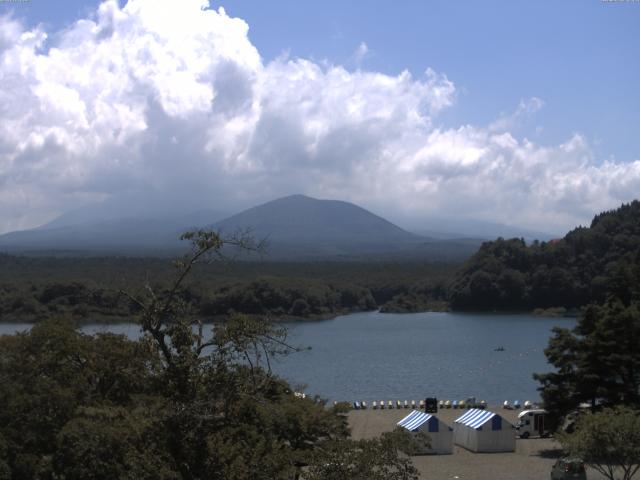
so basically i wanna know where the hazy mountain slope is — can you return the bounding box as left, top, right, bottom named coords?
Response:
left=215, top=194, right=421, bottom=244
left=0, top=194, right=482, bottom=260
left=408, top=217, right=557, bottom=241
left=214, top=195, right=480, bottom=260
left=0, top=210, right=225, bottom=253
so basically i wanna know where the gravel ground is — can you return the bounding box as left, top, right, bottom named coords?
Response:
left=348, top=406, right=606, bottom=480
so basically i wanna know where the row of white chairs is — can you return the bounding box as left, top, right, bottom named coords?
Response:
left=503, top=400, right=534, bottom=409
left=371, top=400, right=416, bottom=410
left=334, top=399, right=535, bottom=410
left=343, top=400, right=422, bottom=410
left=439, top=399, right=487, bottom=409
left=337, top=400, right=481, bottom=410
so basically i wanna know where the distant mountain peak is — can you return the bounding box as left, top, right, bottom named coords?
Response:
left=0, top=194, right=482, bottom=261
left=279, top=193, right=312, bottom=200
left=210, top=194, right=430, bottom=259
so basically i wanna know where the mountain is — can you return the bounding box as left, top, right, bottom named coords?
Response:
left=0, top=194, right=483, bottom=260
left=215, top=194, right=419, bottom=245
left=411, top=218, right=556, bottom=242
left=213, top=194, right=481, bottom=260
left=0, top=210, right=225, bottom=255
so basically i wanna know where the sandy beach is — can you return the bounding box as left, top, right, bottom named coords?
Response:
left=348, top=406, right=606, bottom=480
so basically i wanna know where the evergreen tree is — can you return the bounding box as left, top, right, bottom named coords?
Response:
left=535, top=298, right=640, bottom=427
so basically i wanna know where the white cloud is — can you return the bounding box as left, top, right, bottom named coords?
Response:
left=353, top=41, right=369, bottom=67
left=0, top=0, right=638, bottom=235
left=489, top=96, right=545, bottom=132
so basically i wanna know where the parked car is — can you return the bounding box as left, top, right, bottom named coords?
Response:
left=550, top=457, right=587, bottom=480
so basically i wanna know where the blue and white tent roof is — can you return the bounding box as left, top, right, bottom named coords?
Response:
left=454, top=408, right=497, bottom=429
left=397, top=410, right=433, bottom=431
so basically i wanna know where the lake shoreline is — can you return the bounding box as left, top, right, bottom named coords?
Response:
left=0, top=305, right=582, bottom=325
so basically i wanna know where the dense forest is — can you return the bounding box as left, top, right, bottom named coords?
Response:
left=0, top=255, right=454, bottom=322
left=531, top=207, right=640, bottom=433
left=0, top=232, right=422, bottom=479
left=449, top=201, right=640, bottom=311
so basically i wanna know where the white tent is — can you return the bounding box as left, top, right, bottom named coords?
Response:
left=397, top=410, right=453, bottom=455
left=453, top=408, right=515, bottom=452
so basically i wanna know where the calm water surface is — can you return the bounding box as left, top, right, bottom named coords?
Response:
left=275, top=311, right=575, bottom=404
left=0, top=311, right=575, bottom=404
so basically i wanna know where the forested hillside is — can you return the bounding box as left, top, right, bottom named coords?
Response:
left=449, top=201, right=640, bottom=311
left=0, top=255, right=454, bottom=322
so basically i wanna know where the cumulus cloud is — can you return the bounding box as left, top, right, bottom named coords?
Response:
left=0, top=0, right=638, bottom=235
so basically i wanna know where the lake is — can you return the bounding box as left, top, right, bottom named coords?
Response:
left=275, top=311, right=576, bottom=404
left=0, top=311, right=575, bottom=404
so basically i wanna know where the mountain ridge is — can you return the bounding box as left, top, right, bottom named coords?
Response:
left=214, top=194, right=423, bottom=244
left=0, top=194, right=482, bottom=260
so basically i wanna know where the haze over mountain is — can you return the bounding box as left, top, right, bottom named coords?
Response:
left=215, top=194, right=420, bottom=244
left=412, top=218, right=556, bottom=242
left=214, top=194, right=451, bottom=259
left=0, top=210, right=226, bottom=255
left=0, top=194, right=484, bottom=260
left=1, top=1, right=638, bottom=244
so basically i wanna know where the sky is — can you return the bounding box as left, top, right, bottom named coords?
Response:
left=0, top=0, right=639, bottom=235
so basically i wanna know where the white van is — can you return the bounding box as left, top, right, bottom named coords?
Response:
left=516, top=409, right=549, bottom=438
